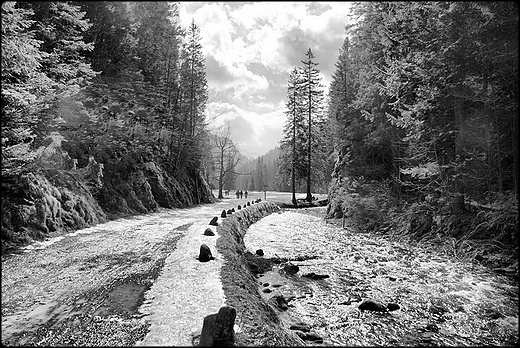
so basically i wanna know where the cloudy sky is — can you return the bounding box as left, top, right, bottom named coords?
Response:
left=178, top=2, right=355, bottom=159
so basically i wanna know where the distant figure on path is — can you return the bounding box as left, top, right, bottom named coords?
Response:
left=245, top=191, right=248, bottom=199
left=235, top=190, right=239, bottom=199
left=239, top=190, right=243, bottom=199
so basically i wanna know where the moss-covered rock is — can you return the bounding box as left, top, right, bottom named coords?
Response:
left=1, top=170, right=107, bottom=253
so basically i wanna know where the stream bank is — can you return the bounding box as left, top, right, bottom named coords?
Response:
left=216, top=201, right=306, bottom=346
left=242, top=207, right=518, bottom=347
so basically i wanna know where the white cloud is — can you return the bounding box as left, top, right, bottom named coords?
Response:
left=178, top=2, right=354, bottom=156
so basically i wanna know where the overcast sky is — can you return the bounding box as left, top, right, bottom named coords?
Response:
left=178, top=2, right=355, bottom=159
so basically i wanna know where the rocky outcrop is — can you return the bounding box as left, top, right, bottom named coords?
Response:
left=98, top=162, right=213, bottom=217
left=1, top=170, right=107, bottom=253
left=2, top=158, right=214, bottom=254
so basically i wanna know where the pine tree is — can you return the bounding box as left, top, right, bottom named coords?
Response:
left=1, top=2, right=95, bottom=176
left=77, top=1, right=136, bottom=76
left=300, top=48, right=325, bottom=202
left=175, top=19, right=208, bottom=177
left=279, top=67, right=306, bottom=205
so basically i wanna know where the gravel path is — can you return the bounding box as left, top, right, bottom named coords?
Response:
left=1, top=199, right=240, bottom=346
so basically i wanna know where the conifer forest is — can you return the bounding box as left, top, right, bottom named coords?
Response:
left=2, top=1, right=518, bottom=267
left=1, top=2, right=518, bottom=347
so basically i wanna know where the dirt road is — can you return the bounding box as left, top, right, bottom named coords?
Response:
left=1, top=196, right=247, bottom=346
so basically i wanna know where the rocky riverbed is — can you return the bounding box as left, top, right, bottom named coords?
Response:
left=243, top=207, right=519, bottom=346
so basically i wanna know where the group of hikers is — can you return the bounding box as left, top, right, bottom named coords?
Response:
left=224, top=190, right=248, bottom=199
left=235, top=190, right=248, bottom=199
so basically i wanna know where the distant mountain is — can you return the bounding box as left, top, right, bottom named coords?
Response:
left=234, top=147, right=289, bottom=192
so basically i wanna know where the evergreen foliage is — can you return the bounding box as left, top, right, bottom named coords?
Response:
left=327, top=1, right=518, bottom=266
left=1, top=1, right=213, bottom=250
left=279, top=49, right=330, bottom=204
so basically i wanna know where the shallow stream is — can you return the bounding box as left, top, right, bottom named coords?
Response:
left=244, top=207, right=518, bottom=346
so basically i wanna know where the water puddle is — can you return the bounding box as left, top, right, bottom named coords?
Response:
left=94, top=281, right=148, bottom=318
left=245, top=208, right=519, bottom=346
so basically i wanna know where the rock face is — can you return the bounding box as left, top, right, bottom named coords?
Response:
left=204, top=228, right=215, bottom=236
left=1, top=171, right=107, bottom=253
left=99, top=161, right=213, bottom=215
left=209, top=217, right=219, bottom=226
left=198, top=244, right=214, bottom=262
left=199, top=306, right=237, bottom=346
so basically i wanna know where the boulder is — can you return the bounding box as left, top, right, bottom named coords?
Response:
left=290, top=322, right=311, bottom=332
left=198, top=244, right=214, bottom=262
left=238, top=205, right=241, bottom=210
left=204, top=228, right=215, bottom=236
left=227, top=209, right=233, bottom=215
left=302, top=272, right=329, bottom=280
left=304, top=331, right=323, bottom=343
left=283, top=263, right=299, bottom=274
left=199, top=306, right=237, bottom=346
left=221, top=210, right=227, bottom=218
left=209, top=217, right=218, bottom=226
left=255, top=249, right=264, bottom=256
left=270, top=295, right=289, bottom=311
left=231, top=208, right=235, bottom=212
left=386, top=303, right=400, bottom=312
left=247, top=202, right=250, bottom=206
left=358, top=299, right=387, bottom=312
left=262, top=288, right=272, bottom=293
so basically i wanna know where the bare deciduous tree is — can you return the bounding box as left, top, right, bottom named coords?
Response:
left=213, top=122, right=241, bottom=199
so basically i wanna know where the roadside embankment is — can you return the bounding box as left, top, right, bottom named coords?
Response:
left=216, top=201, right=304, bottom=346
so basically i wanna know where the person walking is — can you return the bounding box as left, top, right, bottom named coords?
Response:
left=245, top=191, right=248, bottom=199
left=239, top=190, right=243, bottom=199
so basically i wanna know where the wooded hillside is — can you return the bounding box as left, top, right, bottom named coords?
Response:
left=326, top=2, right=518, bottom=269
left=1, top=2, right=214, bottom=253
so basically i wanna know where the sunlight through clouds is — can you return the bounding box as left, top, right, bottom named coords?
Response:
left=178, top=2, right=354, bottom=158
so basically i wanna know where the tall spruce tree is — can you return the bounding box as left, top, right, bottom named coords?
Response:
left=175, top=19, right=208, bottom=177
left=280, top=67, right=306, bottom=205
left=300, top=48, right=325, bottom=202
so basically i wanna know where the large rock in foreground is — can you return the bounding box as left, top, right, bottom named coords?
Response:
left=199, top=306, right=237, bottom=346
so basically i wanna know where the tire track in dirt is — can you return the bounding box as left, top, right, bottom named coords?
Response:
left=0, top=207, right=217, bottom=346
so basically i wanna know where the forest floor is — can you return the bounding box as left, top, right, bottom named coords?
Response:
left=1, top=192, right=517, bottom=347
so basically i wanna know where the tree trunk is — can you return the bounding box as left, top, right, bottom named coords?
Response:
left=292, top=109, right=297, bottom=206
left=218, top=149, right=224, bottom=199
left=306, top=89, right=312, bottom=203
